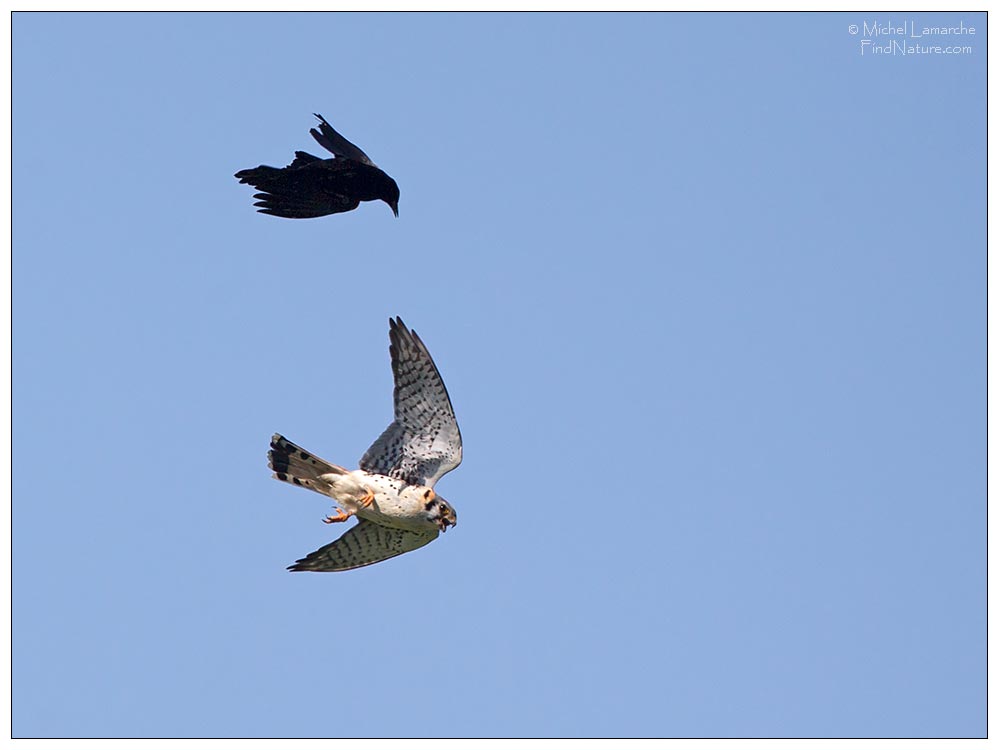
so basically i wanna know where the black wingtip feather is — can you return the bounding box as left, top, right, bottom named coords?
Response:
left=388, top=316, right=424, bottom=355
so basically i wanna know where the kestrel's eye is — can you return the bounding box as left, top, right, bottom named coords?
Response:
left=423, top=489, right=433, bottom=500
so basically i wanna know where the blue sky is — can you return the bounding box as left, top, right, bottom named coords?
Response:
left=12, top=12, right=985, bottom=739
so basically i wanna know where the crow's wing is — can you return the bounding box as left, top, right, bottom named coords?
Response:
left=310, top=113, right=376, bottom=166
left=236, top=160, right=365, bottom=218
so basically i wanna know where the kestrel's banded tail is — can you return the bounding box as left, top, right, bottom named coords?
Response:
left=268, top=433, right=348, bottom=494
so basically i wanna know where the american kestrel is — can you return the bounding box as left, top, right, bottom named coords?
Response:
left=235, top=113, right=400, bottom=219
left=269, top=317, right=462, bottom=571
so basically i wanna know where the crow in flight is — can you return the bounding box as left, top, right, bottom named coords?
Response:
left=235, top=114, right=399, bottom=219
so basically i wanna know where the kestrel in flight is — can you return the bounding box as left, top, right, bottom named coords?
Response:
left=269, top=317, right=462, bottom=571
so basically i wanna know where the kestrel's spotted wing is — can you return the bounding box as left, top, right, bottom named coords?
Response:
left=359, top=317, right=462, bottom=488
left=288, top=519, right=437, bottom=572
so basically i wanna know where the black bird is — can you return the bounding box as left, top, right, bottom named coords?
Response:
left=235, top=114, right=400, bottom=219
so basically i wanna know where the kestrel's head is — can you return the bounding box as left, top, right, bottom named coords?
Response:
left=419, top=487, right=457, bottom=533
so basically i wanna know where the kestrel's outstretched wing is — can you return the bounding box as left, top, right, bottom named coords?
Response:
left=289, top=519, right=437, bottom=572
left=360, top=317, right=462, bottom=488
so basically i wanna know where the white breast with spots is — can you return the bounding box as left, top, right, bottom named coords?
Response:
left=350, top=470, right=435, bottom=532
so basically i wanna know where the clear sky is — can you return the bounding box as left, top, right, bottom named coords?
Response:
left=12, top=11, right=985, bottom=739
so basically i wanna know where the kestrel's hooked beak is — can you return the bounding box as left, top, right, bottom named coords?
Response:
left=438, top=507, right=457, bottom=533
left=389, top=200, right=399, bottom=218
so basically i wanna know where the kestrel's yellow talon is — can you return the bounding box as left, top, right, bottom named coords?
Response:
left=322, top=509, right=351, bottom=524
left=360, top=488, right=375, bottom=508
